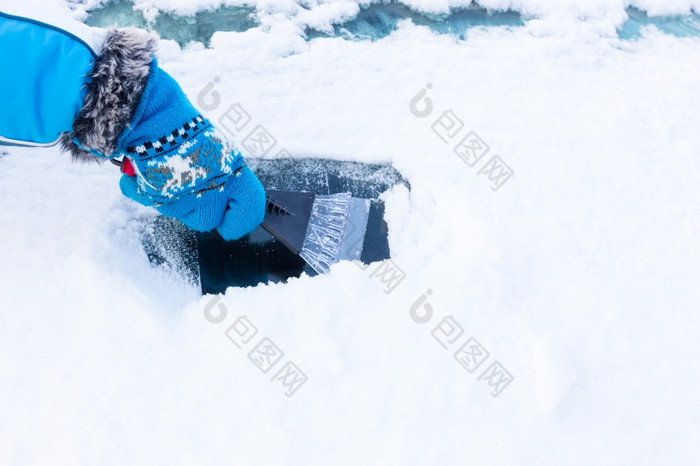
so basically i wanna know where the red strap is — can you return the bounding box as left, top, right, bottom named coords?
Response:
left=122, top=157, right=136, bottom=177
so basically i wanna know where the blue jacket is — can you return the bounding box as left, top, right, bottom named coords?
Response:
left=0, top=5, right=102, bottom=147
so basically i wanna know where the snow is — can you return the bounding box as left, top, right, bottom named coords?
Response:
left=56, top=0, right=700, bottom=35
left=66, top=0, right=700, bottom=24
left=2, top=1, right=700, bottom=465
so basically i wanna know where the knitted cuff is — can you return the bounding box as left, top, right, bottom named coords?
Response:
left=60, top=28, right=157, bottom=162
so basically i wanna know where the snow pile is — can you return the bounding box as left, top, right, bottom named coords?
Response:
left=63, top=0, right=700, bottom=29
left=1, top=2, right=700, bottom=465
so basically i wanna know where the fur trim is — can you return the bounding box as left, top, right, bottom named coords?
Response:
left=61, top=28, right=157, bottom=163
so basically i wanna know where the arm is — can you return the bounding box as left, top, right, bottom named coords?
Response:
left=0, top=7, right=265, bottom=240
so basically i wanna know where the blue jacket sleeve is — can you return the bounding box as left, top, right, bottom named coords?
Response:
left=0, top=8, right=98, bottom=147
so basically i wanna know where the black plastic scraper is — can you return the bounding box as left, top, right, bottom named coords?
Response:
left=261, top=190, right=316, bottom=255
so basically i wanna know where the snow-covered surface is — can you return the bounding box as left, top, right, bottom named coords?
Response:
left=60, top=0, right=700, bottom=36
left=64, top=0, right=700, bottom=22
left=2, top=1, right=700, bottom=465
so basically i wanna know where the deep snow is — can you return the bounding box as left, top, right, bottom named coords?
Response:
left=1, top=1, right=699, bottom=465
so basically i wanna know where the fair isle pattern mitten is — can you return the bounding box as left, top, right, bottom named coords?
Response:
left=61, top=28, right=265, bottom=240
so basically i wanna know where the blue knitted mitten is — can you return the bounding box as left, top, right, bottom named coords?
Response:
left=62, top=28, right=265, bottom=240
